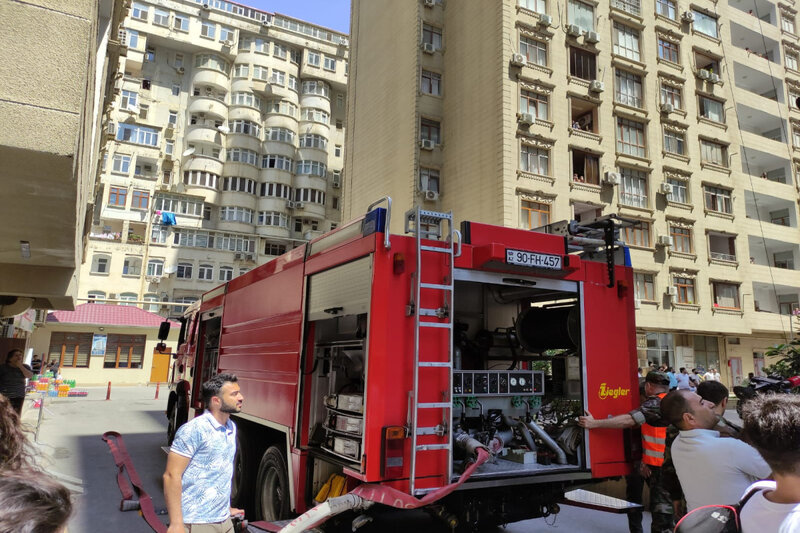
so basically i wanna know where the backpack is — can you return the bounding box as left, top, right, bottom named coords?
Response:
left=674, top=485, right=764, bottom=533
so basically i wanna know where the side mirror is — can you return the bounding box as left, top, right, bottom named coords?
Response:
left=177, top=317, right=187, bottom=346
left=158, top=321, right=171, bottom=341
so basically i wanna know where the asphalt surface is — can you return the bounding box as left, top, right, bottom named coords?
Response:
left=20, top=386, right=650, bottom=532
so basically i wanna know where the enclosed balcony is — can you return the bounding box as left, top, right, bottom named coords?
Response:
left=187, top=95, right=229, bottom=121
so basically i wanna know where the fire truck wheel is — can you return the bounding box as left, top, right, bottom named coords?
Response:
left=255, top=446, right=290, bottom=521
left=231, top=431, right=253, bottom=509
left=167, top=393, right=188, bottom=445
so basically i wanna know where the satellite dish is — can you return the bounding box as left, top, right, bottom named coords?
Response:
left=217, top=125, right=230, bottom=134
left=182, top=147, right=196, bottom=157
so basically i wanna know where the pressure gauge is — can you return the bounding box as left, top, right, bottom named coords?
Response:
left=510, top=377, right=518, bottom=386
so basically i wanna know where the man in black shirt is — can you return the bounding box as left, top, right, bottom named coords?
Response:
left=0, top=349, right=33, bottom=415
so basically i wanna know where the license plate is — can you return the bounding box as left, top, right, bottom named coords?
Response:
left=506, top=249, right=562, bottom=270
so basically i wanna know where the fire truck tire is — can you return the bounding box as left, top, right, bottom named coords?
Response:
left=255, top=446, right=290, bottom=521
left=167, top=393, right=188, bottom=445
left=231, top=431, right=253, bottom=510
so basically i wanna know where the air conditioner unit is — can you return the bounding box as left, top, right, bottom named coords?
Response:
left=511, top=53, right=527, bottom=67
left=660, top=103, right=675, bottom=114
left=107, top=122, right=117, bottom=135
left=423, top=0, right=435, bottom=7
left=589, top=80, right=605, bottom=93
left=518, top=112, right=535, bottom=125
left=422, top=42, right=435, bottom=54
left=659, top=182, right=673, bottom=194
left=234, top=252, right=244, bottom=260
left=245, top=253, right=255, bottom=262
left=538, top=14, right=553, bottom=27
left=710, top=73, right=721, bottom=84
left=331, top=175, right=341, bottom=188
left=603, top=171, right=621, bottom=185
left=262, top=19, right=272, bottom=27
left=585, top=31, right=600, bottom=44
left=420, top=139, right=435, bottom=150
left=681, top=11, right=695, bottom=23
left=666, top=286, right=678, bottom=297
left=567, top=24, right=582, bottom=37
left=340, top=38, right=350, bottom=47
left=223, top=40, right=234, bottom=47
left=286, top=200, right=296, bottom=209
left=176, top=67, right=185, bottom=74
left=634, top=298, right=641, bottom=310
left=424, top=190, right=439, bottom=201
left=145, top=276, right=161, bottom=284
left=108, top=293, right=117, bottom=300
left=295, top=202, right=305, bottom=209
left=657, top=235, right=672, bottom=247
left=697, top=69, right=711, bottom=80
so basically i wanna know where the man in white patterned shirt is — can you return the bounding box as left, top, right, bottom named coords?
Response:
left=164, top=373, right=244, bottom=533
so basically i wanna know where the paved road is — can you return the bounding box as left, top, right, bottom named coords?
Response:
left=21, top=386, right=650, bottom=532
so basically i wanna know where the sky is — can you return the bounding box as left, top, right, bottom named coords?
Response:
left=243, top=0, right=352, bottom=34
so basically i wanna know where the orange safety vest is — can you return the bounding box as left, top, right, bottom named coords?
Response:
left=641, top=393, right=667, bottom=467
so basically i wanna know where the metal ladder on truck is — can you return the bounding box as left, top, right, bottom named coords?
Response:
left=404, top=206, right=461, bottom=495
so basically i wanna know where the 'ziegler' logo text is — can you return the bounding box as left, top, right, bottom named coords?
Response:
left=598, top=383, right=631, bottom=400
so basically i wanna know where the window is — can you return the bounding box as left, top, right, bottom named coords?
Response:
left=300, top=108, right=328, bottom=123
left=103, top=334, right=146, bottom=369
left=265, top=243, right=287, bottom=256
left=117, top=124, right=159, bottom=146
left=712, top=282, right=740, bottom=309
left=132, top=2, right=149, bottom=20
left=301, top=80, right=329, bottom=97
left=91, top=254, right=110, bottom=274
left=520, top=90, right=548, bottom=119
left=613, top=23, right=640, bottom=61
left=783, top=14, right=797, bottom=34
left=219, top=206, right=254, bottom=223
left=708, top=233, right=736, bottom=262
left=568, top=0, right=594, bottom=32
left=658, top=38, right=679, bottom=63
left=770, top=208, right=790, bottom=226
left=520, top=144, right=549, bottom=175
left=165, top=140, right=174, bottom=155
left=421, top=70, right=442, bottom=95
left=518, top=0, right=545, bottom=13
left=520, top=37, right=547, bottom=66
left=119, top=293, right=138, bottom=307
left=222, top=177, right=256, bottom=193
left=294, top=160, right=327, bottom=177
left=704, top=186, right=732, bottom=214
left=615, top=70, right=643, bottom=108
left=121, top=90, right=137, bottom=110
left=634, top=272, right=655, bottom=301
left=700, top=139, right=727, bottom=167
left=664, top=129, right=686, bottom=156
left=172, top=84, right=180, bottom=96
left=220, top=26, right=235, bottom=42
left=173, top=297, right=198, bottom=315
left=674, top=275, right=696, bottom=304
left=520, top=200, right=551, bottom=229
left=619, top=167, right=648, bottom=208
left=693, top=10, right=718, bottom=38
left=420, top=119, right=441, bottom=143
left=262, top=155, right=293, bottom=171
left=173, top=14, right=188, bottom=32
left=258, top=211, right=288, bottom=227
left=294, top=188, right=326, bottom=204
left=146, top=259, right=164, bottom=277
left=787, top=49, right=799, bottom=71
left=194, top=54, right=228, bottom=73
left=175, top=262, right=193, bottom=279
left=571, top=149, right=600, bottom=184
left=87, top=291, right=106, bottom=302
left=230, top=120, right=261, bottom=137
left=198, top=264, right=214, bottom=281
left=131, top=190, right=149, bottom=210
left=126, top=30, right=139, bottom=49
left=123, top=256, right=142, bottom=276
left=109, top=186, right=127, bottom=207
left=620, top=221, right=650, bottom=248
left=335, top=145, right=342, bottom=157
left=616, top=117, right=646, bottom=157
left=699, top=96, right=724, bottom=123
left=299, top=134, right=328, bottom=150
left=271, top=69, right=286, bottom=86
left=420, top=168, right=440, bottom=193
left=226, top=148, right=259, bottom=166
left=219, top=266, right=234, bottom=282
left=273, top=43, right=287, bottom=59
left=151, top=225, right=168, bottom=244
left=666, top=178, right=688, bottom=203
left=153, top=9, right=169, bottom=26
left=307, top=51, right=321, bottom=67
left=234, top=64, right=249, bottom=78
left=794, top=128, right=800, bottom=148
left=570, top=47, right=596, bottom=80
left=201, top=21, right=216, bottom=39
left=48, top=332, right=91, bottom=368
left=656, top=0, right=676, bottom=19
left=669, top=224, right=693, bottom=253
left=232, top=92, right=262, bottom=108
left=143, top=294, right=159, bottom=313
left=112, top=154, right=131, bottom=174
left=422, top=24, right=443, bottom=49
left=660, top=83, right=682, bottom=109
left=324, top=57, right=337, bottom=71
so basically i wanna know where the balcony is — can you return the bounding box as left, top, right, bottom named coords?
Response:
left=185, top=124, right=224, bottom=146
left=728, top=0, right=777, bottom=28
left=741, top=145, right=793, bottom=187
left=732, top=61, right=785, bottom=102
left=745, top=190, right=797, bottom=227
left=191, top=69, right=229, bottom=93
left=187, top=96, right=229, bottom=120
left=737, top=103, right=788, bottom=143
left=729, top=21, right=781, bottom=66
left=751, top=280, right=800, bottom=332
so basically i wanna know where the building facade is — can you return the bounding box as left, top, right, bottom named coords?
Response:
left=83, top=0, right=348, bottom=316
left=0, top=0, right=126, bottom=315
left=344, top=0, right=800, bottom=385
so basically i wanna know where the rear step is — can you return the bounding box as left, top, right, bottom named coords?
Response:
left=561, top=489, right=643, bottom=514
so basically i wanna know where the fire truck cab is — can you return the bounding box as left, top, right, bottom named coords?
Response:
left=168, top=199, right=640, bottom=530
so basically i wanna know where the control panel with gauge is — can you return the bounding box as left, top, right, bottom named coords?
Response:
left=453, top=370, right=545, bottom=396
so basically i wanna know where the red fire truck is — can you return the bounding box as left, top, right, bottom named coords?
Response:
left=166, top=199, right=640, bottom=530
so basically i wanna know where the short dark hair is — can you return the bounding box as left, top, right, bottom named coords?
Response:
left=742, top=395, right=800, bottom=475
left=660, top=390, right=693, bottom=429
left=201, top=372, right=238, bottom=408
left=0, top=469, right=72, bottom=533
left=697, top=381, right=729, bottom=406
left=679, top=367, right=686, bottom=373
left=5, top=349, right=22, bottom=365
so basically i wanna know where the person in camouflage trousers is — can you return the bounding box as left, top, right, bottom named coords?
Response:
left=579, top=372, right=674, bottom=533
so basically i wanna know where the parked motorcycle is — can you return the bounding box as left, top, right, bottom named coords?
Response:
left=733, top=375, right=800, bottom=417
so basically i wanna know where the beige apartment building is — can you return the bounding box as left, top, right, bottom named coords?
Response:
left=344, top=0, right=800, bottom=384
left=0, top=0, right=126, bottom=317
left=82, top=0, right=348, bottom=317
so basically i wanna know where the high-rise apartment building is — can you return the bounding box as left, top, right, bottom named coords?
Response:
left=83, top=0, right=348, bottom=316
left=344, top=0, right=800, bottom=383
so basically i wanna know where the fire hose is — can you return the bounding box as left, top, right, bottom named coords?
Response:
left=276, top=436, right=490, bottom=533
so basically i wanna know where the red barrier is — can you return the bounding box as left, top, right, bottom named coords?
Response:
left=106, top=381, right=112, bottom=401
left=154, top=382, right=160, bottom=400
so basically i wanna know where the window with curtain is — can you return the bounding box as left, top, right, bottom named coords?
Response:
left=569, top=0, right=594, bottom=32
left=520, top=200, right=551, bottom=229
left=712, top=282, right=740, bottom=309
left=615, top=70, right=643, bottom=107
left=619, top=167, right=648, bottom=208
left=634, top=272, right=655, bottom=300
left=674, top=275, right=696, bottom=304
left=520, top=37, right=547, bottom=66
left=520, top=145, right=550, bottom=175
left=616, top=118, right=646, bottom=157
left=613, top=23, right=640, bottom=61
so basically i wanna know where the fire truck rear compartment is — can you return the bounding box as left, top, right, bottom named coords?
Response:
left=450, top=275, right=586, bottom=481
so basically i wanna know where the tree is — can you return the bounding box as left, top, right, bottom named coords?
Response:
left=764, top=338, right=800, bottom=378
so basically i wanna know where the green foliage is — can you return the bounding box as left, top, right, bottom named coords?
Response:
left=764, top=338, right=800, bottom=378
